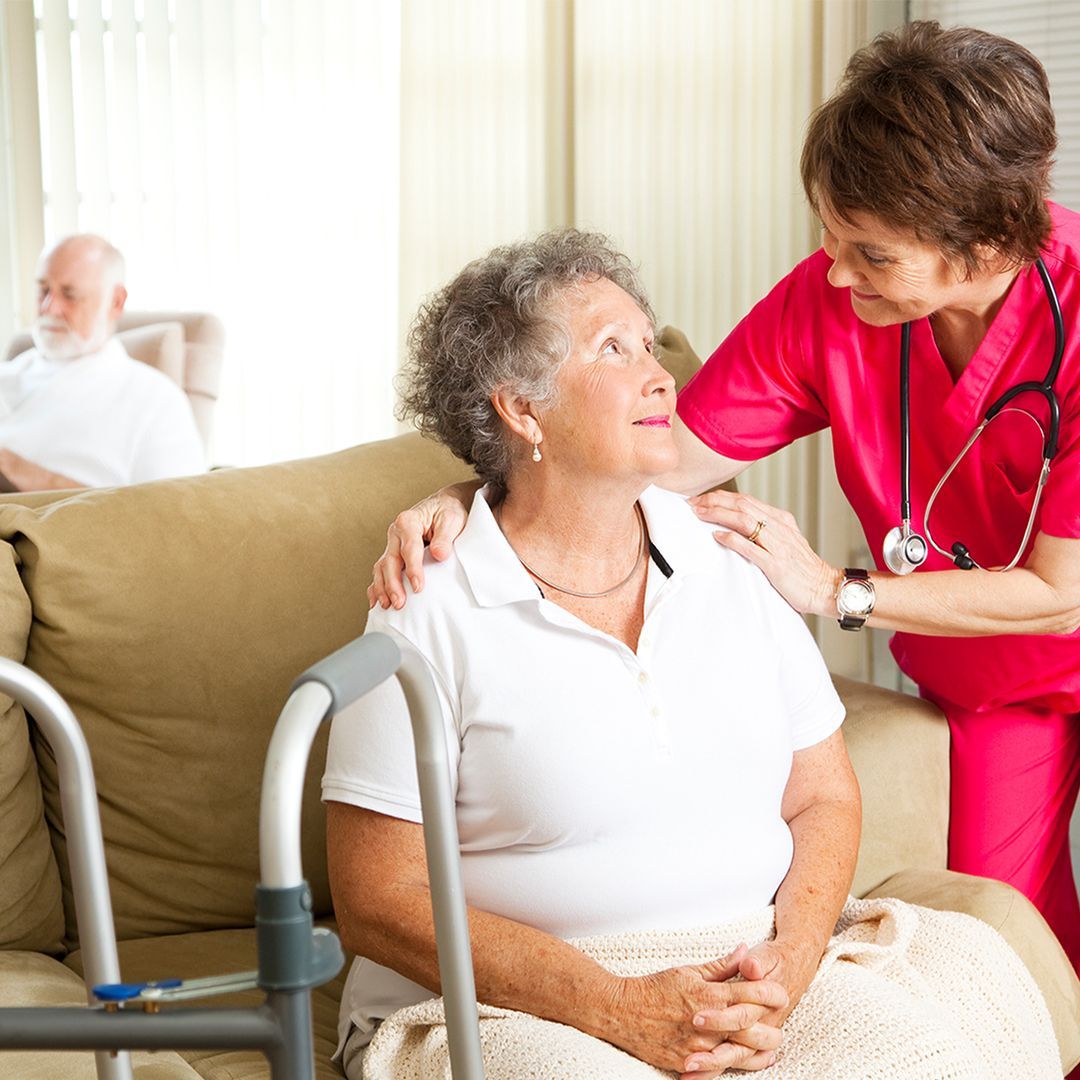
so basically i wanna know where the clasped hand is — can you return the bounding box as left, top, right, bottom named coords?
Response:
left=604, top=942, right=790, bottom=1079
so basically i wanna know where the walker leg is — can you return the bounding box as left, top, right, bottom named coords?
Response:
left=266, top=990, right=314, bottom=1080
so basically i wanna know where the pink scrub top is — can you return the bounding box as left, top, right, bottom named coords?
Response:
left=677, top=201, right=1080, bottom=715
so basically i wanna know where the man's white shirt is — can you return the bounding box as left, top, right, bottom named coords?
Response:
left=322, top=484, right=845, bottom=1053
left=0, top=338, right=204, bottom=486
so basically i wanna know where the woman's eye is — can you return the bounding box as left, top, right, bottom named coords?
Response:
left=644, top=339, right=654, bottom=354
left=861, top=249, right=889, bottom=266
left=602, top=340, right=619, bottom=355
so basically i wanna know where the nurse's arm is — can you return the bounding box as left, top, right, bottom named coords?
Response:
left=862, top=530, right=1080, bottom=636
left=703, top=486, right=1080, bottom=636
left=326, top=802, right=788, bottom=1075
left=656, top=415, right=755, bottom=497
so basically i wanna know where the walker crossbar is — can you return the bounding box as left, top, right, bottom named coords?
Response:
left=0, top=1003, right=283, bottom=1052
left=0, top=633, right=484, bottom=1079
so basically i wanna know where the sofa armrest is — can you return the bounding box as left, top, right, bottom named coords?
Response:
left=867, top=867, right=1080, bottom=1072
left=834, top=675, right=950, bottom=897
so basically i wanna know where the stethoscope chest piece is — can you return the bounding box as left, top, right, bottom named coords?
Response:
left=882, top=524, right=928, bottom=575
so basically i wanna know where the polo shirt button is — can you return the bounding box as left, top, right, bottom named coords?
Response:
left=638, top=671, right=648, bottom=684
left=651, top=706, right=661, bottom=718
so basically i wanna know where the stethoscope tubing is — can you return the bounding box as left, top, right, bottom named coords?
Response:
left=892, top=255, right=1064, bottom=573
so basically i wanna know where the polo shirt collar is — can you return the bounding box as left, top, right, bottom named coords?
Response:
left=456, top=487, right=545, bottom=608
left=637, top=485, right=719, bottom=577
left=458, top=484, right=719, bottom=608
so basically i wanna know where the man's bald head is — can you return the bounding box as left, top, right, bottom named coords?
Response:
left=33, top=234, right=128, bottom=360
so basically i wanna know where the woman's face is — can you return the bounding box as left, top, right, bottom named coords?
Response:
left=538, top=276, right=677, bottom=484
left=819, top=203, right=977, bottom=326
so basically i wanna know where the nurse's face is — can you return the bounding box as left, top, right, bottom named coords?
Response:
left=819, top=204, right=976, bottom=327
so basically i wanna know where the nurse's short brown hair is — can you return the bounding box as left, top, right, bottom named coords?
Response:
left=801, top=21, right=1057, bottom=276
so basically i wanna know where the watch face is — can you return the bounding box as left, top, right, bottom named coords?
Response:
left=838, top=580, right=873, bottom=617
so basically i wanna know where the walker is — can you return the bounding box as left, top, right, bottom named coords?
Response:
left=0, top=634, right=485, bottom=1079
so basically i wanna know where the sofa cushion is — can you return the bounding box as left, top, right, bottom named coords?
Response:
left=0, top=536, right=64, bottom=954
left=0, top=951, right=201, bottom=1077
left=65, top=926, right=348, bottom=1079
left=0, top=434, right=472, bottom=948
left=834, top=675, right=950, bottom=896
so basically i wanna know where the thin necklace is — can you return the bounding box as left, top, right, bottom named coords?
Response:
left=498, top=502, right=648, bottom=599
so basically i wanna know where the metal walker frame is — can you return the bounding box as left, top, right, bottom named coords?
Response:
left=0, top=634, right=484, bottom=1079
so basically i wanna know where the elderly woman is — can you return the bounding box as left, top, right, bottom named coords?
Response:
left=370, top=22, right=1080, bottom=977
left=325, top=230, right=1057, bottom=1079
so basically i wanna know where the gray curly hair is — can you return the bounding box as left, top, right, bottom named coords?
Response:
left=397, top=228, right=654, bottom=495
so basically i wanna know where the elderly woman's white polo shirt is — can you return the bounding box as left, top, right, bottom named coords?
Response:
left=323, top=485, right=844, bottom=1051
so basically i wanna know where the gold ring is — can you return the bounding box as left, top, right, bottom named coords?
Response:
left=747, top=519, right=767, bottom=545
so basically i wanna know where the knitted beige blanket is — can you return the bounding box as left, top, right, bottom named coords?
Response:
left=360, top=896, right=1060, bottom=1079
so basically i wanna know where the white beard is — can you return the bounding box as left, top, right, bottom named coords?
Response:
left=31, top=314, right=108, bottom=361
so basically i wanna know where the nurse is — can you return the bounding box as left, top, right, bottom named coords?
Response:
left=369, top=21, right=1080, bottom=973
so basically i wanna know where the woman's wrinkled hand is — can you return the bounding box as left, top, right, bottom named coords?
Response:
left=596, top=944, right=788, bottom=1078
left=367, top=482, right=479, bottom=610
left=680, top=937, right=821, bottom=1076
left=689, top=490, right=842, bottom=618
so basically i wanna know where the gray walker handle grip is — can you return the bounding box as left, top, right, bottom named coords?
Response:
left=283, top=633, right=485, bottom=1079
left=290, top=632, right=401, bottom=713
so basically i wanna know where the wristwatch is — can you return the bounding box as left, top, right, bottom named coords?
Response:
left=836, top=568, right=875, bottom=631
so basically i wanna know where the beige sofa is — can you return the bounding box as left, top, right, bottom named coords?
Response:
left=0, top=335, right=1077, bottom=1077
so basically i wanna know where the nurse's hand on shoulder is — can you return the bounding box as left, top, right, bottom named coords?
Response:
left=367, top=480, right=480, bottom=610
left=690, top=490, right=841, bottom=617
left=603, top=943, right=786, bottom=1077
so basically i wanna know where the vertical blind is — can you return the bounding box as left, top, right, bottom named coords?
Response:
left=31, top=0, right=402, bottom=466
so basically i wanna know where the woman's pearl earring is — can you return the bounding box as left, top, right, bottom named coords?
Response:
left=532, top=442, right=542, bottom=463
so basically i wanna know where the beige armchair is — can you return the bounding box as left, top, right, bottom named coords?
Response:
left=4, top=311, right=225, bottom=455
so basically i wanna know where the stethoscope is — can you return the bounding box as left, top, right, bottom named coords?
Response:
left=882, top=256, right=1065, bottom=574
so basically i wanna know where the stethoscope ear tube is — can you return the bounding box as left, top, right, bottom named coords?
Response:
left=883, top=321, right=930, bottom=574
left=898, top=322, right=913, bottom=525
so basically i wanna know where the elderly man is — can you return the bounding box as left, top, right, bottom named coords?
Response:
left=0, top=234, right=205, bottom=491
